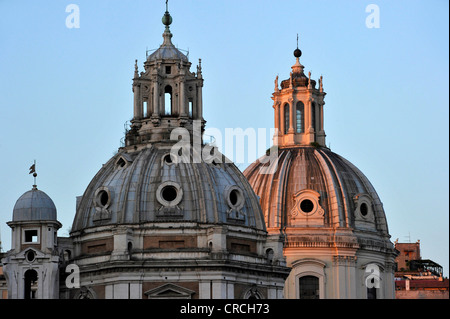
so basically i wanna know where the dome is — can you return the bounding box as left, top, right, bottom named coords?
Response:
left=12, top=187, right=57, bottom=222
left=147, top=42, right=188, bottom=62
left=147, top=32, right=188, bottom=62
left=244, top=146, right=390, bottom=235
left=71, top=146, right=265, bottom=232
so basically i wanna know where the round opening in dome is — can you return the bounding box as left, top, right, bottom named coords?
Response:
left=164, top=154, right=173, bottom=164
left=360, top=203, right=368, bottom=216
left=99, top=191, right=109, bottom=207
left=300, top=199, right=314, bottom=213
left=162, top=186, right=177, bottom=202
left=230, top=190, right=239, bottom=206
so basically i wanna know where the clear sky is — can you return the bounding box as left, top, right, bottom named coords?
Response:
left=0, top=0, right=448, bottom=276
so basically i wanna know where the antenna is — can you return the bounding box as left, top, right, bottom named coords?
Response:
left=403, top=232, right=411, bottom=243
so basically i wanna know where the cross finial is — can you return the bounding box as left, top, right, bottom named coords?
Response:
left=297, top=34, right=299, bottom=49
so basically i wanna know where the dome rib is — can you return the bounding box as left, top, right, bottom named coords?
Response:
left=316, top=149, right=350, bottom=228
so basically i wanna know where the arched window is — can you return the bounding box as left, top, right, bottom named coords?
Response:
left=188, top=99, right=193, bottom=118
left=296, top=102, right=304, bottom=133
left=284, top=103, right=290, bottom=134
left=299, top=275, right=319, bottom=299
left=24, top=269, right=38, bottom=299
left=164, top=85, right=173, bottom=115
left=367, top=286, right=377, bottom=299
left=143, top=100, right=148, bottom=118
left=265, top=248, right=274, bottom=264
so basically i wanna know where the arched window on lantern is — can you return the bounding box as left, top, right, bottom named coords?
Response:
left=296, top=101, right=305, bottom=133
left=284, top=103, right=290, bottom=134
left=164, top=85, right=173, bottom=115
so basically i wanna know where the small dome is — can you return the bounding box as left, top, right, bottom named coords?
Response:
left=147, top=44, right=188, bottom=62
left=13, top=187, right=57, bottom=221
left=147, top=32, right=188, bottom=62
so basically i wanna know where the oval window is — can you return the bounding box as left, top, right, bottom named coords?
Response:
left=226, top=186, right=243, bottom=209
left=360, top=203, right=368, bottom=216
left=26, top=250, right=36, bottom=262
left=99, top=191, right=109, bottom=206
left=229, top=189, right=239, bottom=206
left=94, top=187, right=111, bottom=209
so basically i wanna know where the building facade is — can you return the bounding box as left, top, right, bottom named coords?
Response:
left=394, top=240, right=448, bottom=299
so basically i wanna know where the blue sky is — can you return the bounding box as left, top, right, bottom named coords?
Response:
left=0, top=0, right=448, bottom=276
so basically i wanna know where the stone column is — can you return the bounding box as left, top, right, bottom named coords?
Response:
left=319, top=101, right=324, bottom=132
left=280, top=103, right=285, bottom=135
left=197, top=83, right=203, bottom=120
left=152, top=81, right=159, bottom=116
left=288, top=100, right=295, bottom=134
left=179, top=80, right=186, bottom=116
left=306, top=97, right=315, bottom=143
left=133, top=84, right=142, bottom=119
left=274, top=102, right=280, bottom=134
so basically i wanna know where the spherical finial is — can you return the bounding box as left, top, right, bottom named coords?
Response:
left=294, top=48, right=302, bottom=58
left=162, top=0, right=172, bottom=27
left=162, top=11, right=172, bottom=26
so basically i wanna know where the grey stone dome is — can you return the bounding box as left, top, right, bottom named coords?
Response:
left=13, top=187, right=57, bottom=222
left=71, top=146, right=265, bottom=232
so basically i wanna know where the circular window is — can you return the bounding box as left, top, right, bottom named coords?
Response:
left=229, top=190, right=239, bottom=206
left=156, top=182, right=183, bottom=207
left=26, top=250, right=36, bottom=262
left=94, top=187, right=111, bottom=209
left=225, top=186, right=244, bottom=209
left=162, top=185, right=177, bottom=202
left=163, top=153, right=178, bottom=165
left=99, top=191, right=109, bottom=207
left=360, top=203, right=368, bottom=216
left=300, top=199, right=314, bottom=213
left=164, top=154, right=173, bottom=164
